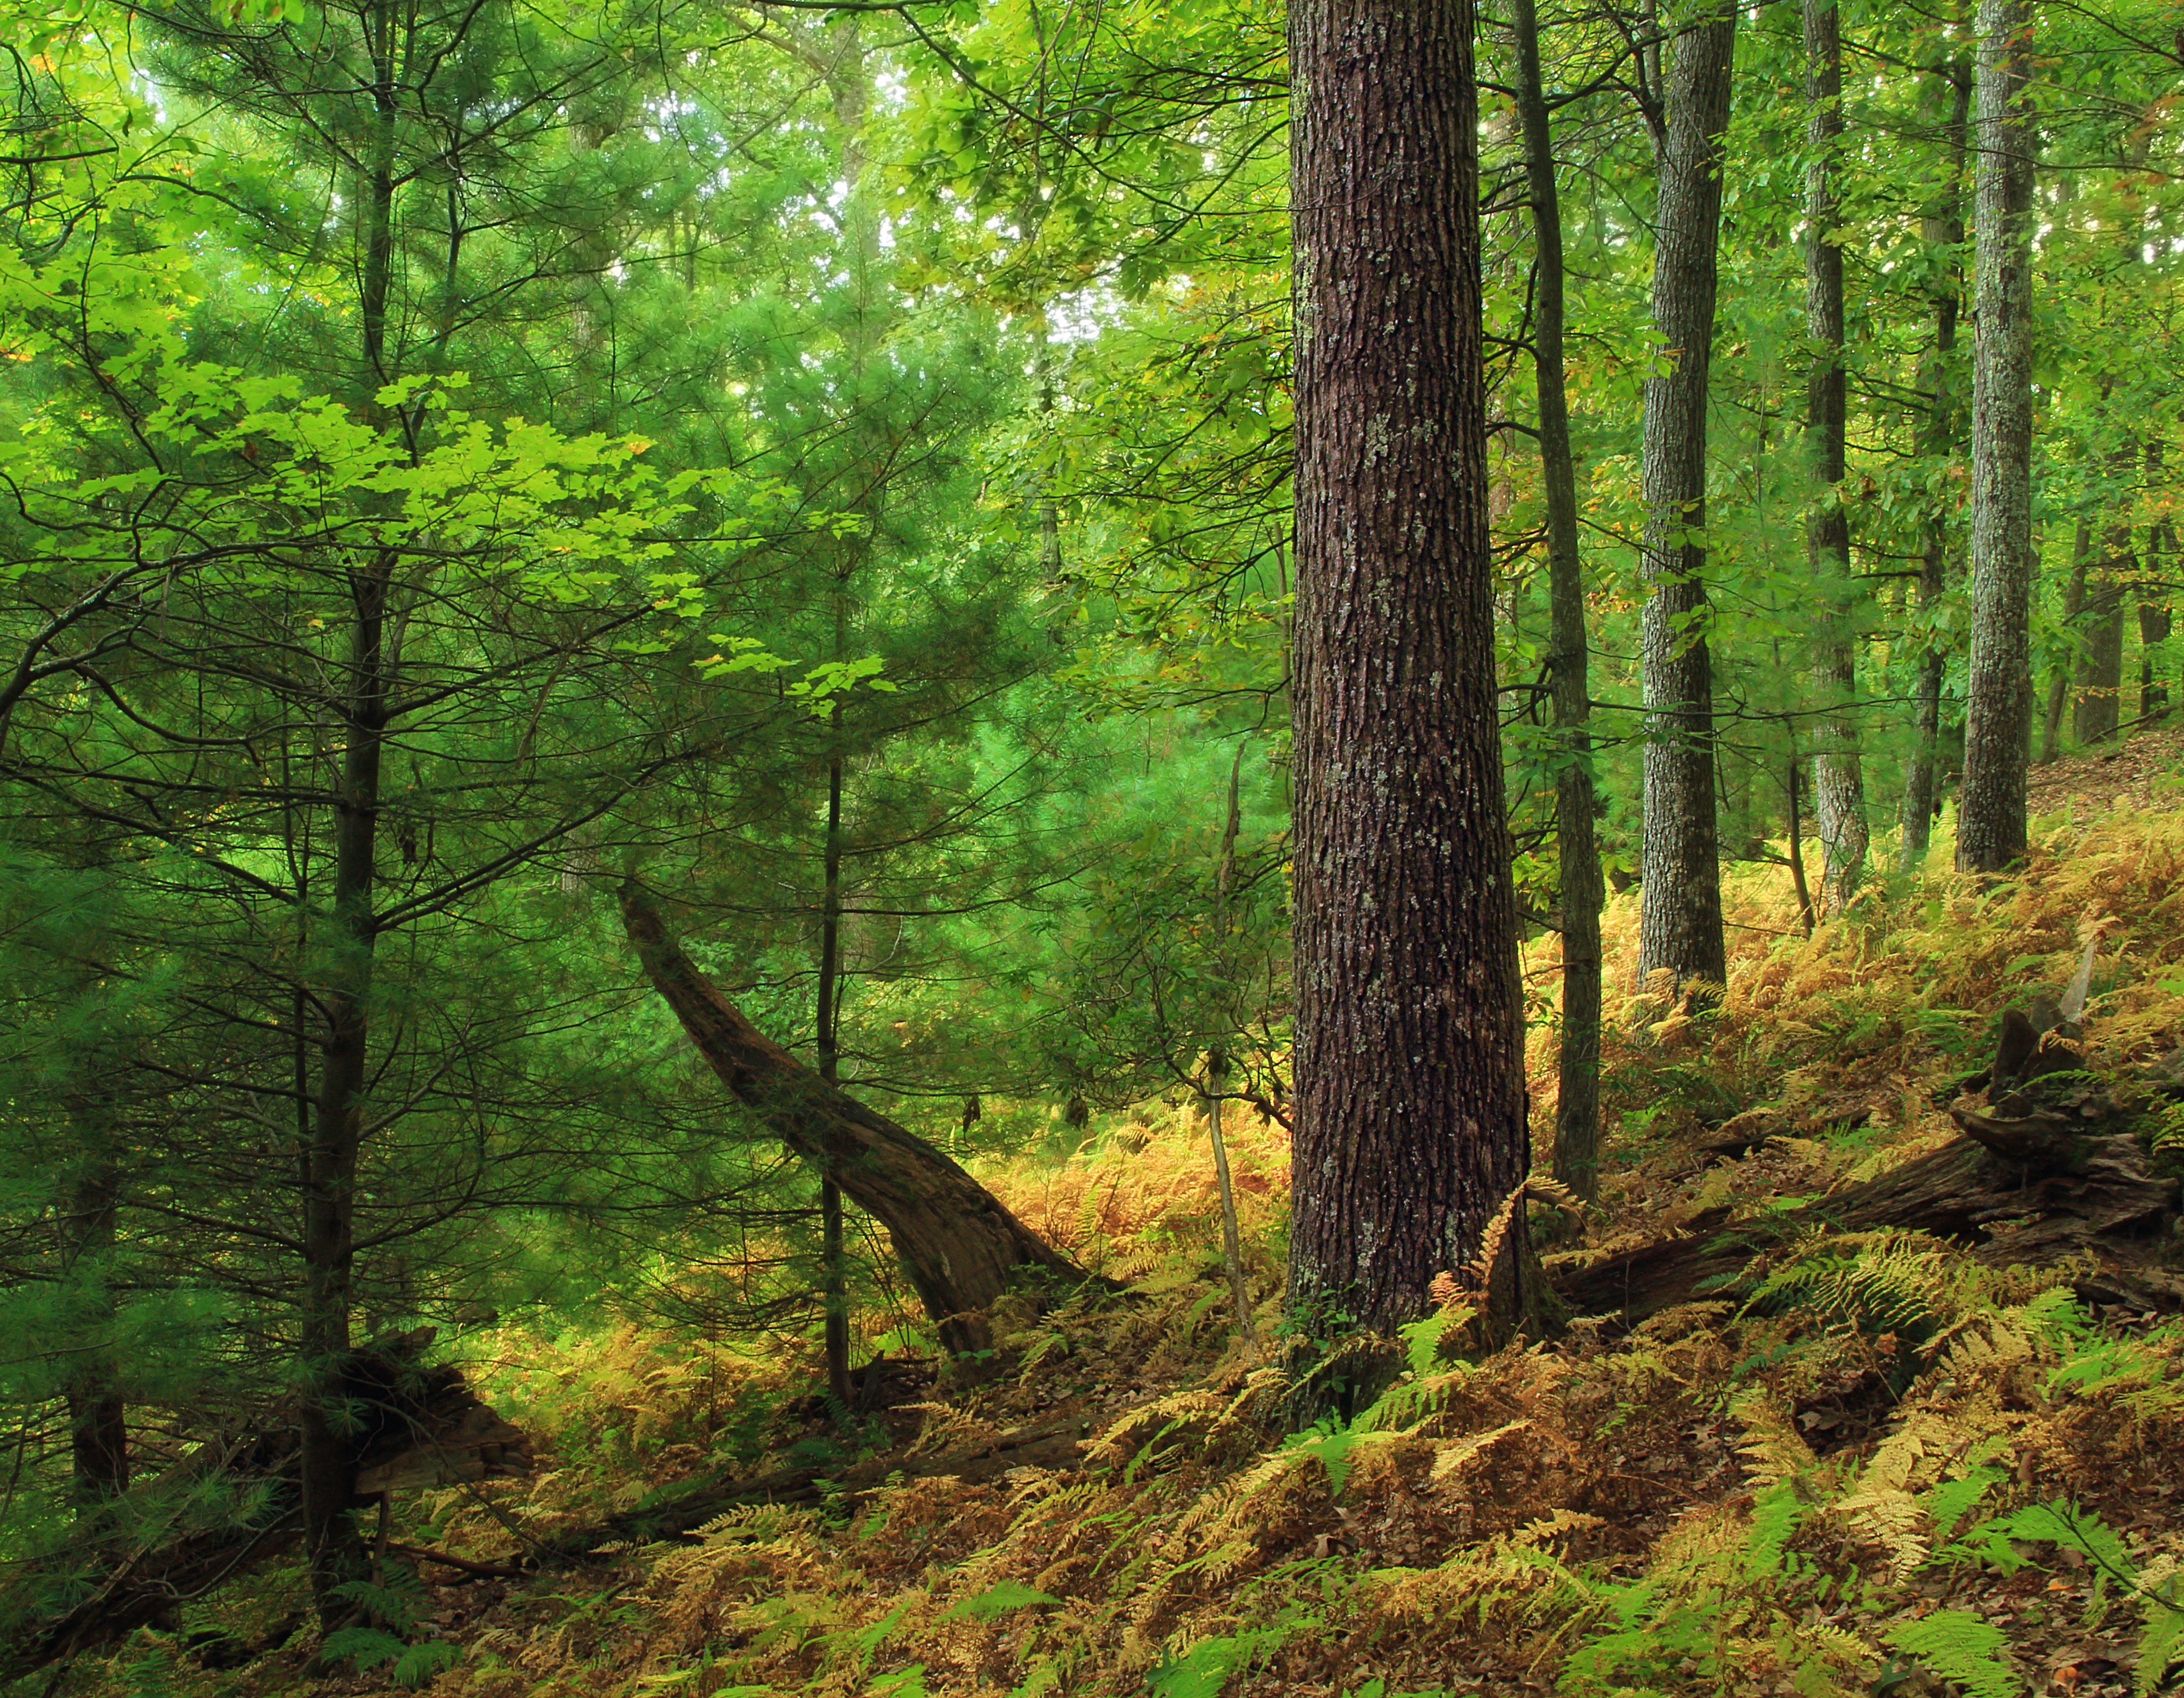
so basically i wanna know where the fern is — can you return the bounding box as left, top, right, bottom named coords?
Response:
left=318, top=1624, right=410, bottom=1674
left=942, top=1579, right=1063, bottom=1621
left=1884, top=1610, right=2021, bottom=1698
left=2133, top=1556, right=2184, bottom=1698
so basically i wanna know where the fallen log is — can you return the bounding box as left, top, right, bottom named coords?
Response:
left=0, top=1330, right=528, bottom=1685
left=620, top=884, right=1109, bottom=1358
left=1555, top=1075, right=2182, bottom=1326
left=528, top=1417, right=1092, bottom=1566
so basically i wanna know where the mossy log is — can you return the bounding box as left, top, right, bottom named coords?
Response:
left=1555, top=1064, right=2182, bottom=1327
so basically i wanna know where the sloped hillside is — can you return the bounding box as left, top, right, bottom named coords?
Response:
left=57, top=737, right=2184, bottom=1698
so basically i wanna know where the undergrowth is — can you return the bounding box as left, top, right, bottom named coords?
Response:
left=51, top=796, right=2184, bottom=1697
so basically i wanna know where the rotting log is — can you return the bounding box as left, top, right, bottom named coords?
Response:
left=619, top=884, right=1106, bottom=1358
left=1556, top=1078, right=2181, bottom=1326
left=0, top=1330, right=527, bottom=1685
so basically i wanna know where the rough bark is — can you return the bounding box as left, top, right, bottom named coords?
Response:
left=1802, top=0, right=1868, bottom=917
left=1901, top=59, right=1971, bottom=871
left=618, top=887, right=1096, bottom=1359
left=1638, top=2, right=1737, bottom=987
left=1956, top=0, right=2039, bottom=873
left=1514, top=0, right=1604, bottom=1203
left=1286, top=0, right=1531, bottom=1354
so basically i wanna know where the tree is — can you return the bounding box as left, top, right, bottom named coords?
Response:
left=1899, top=52, right=1970, bottom=871
left=1957, top=0, right=2039, bottom=873
left=1637, top=1, right=1737, bottom=989
left=1511, top=0, right=1605, bottom=1202
left=1285, top=0, right=1530, bottom=1378
left=1802, top=0, right=1868, bottom=915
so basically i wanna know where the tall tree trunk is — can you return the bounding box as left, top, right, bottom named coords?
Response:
left=619, top=889, right=1095, bottom=1361
left=1203, top=744, right=1253, bottom=1339
left=1803, top=0, right=1867, bottom=916
left=2143, top=435, right=2172, bottom=720
left=1286, top=0, right=1530, bottom=1366
left=1957, top=0, right=2039, bottom=873
left=1638, top=2, right=1737, bottom=988
left=299, top=9, right=401, bottom=1618
left=814, top=749, right=853, bottom=1414
left=2074, top=449, right=2134, bottom=746
left=62, top=1085, right=127, bottom=1520
left=1513, top=0, right=1604, bottom=1204
left=1901, top=59, right=1971, bottom=870
left=2042, top=516, right=2094, bottom=762
left=810, top=20, right=880, bottom=1415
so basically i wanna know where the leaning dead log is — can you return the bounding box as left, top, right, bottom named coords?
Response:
left=619, top=885, right=1106, bottom=1358
left=0, top=1330, right=527, bottom=1684
left=1556, top=1071, right=2182, bottom=1326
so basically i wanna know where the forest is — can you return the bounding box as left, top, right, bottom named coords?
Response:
left=0, top=0, right=2182, bottom=1693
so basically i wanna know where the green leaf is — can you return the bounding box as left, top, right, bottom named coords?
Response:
left=941, top=1579, right=1062, bottom=1621
left=318, top=1625, right=407, bottom=1673
left=1885, top=1610, right=2021, bottom=1698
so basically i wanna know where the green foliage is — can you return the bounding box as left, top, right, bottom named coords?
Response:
left=1884, top=1612, right=2020, bottom=1698
left=939, top=1580, right=1061, bottom=1621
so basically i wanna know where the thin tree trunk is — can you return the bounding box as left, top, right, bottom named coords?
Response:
left=814, top=749, right=853, bottom=1414
left=619, top=889, right=1096, bottom=1361
left=2143, top=435, right=2172, bottom=719
left=2075, top=455, right=2132, bottom=746
left=1786, top=740, right=1816, bottom=937
left=1638, top=2, right=1737, bottom=989
left=1957, top=0, right=2039, bottom=873
left=1286, top=0, right=1530, bottom=1369
left=300, top=11, right=401, bottom=1616
left=1901, top=59, right=1970, bottom=870
left=62, top=1086, right=127, bottom=1519
left=1204, top=744, right=1252, bottom=1339
left=2041, top=518, right=2093, bottom=763
left=1513, top=0, right=1603, bottom=1204
left=1803, top=0, right=1867, bottom=916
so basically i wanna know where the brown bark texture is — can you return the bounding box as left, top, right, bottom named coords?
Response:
left=1285, top=0, right=1531, bottom=1341
left=1638, top=3, right=1737, bottom=988
left=1957, top=0, right=2038, bottom=872
left=618, top=886, right=1095, bottom=1358
left=1513, top=0, right=1605, bottom=1204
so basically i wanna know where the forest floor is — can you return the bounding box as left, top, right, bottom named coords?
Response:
left=74, top=733, right=2184, bottom=1698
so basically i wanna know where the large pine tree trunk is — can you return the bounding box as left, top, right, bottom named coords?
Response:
left=1513, top=0, right=1604, bottom=1204
left=1285, top=0, right=1530, bottom=1354
left=1957, top=0, right=2039, bottom=873
left=1802, top=0, right=1867, bottom=917
left=1900, top=58, right=1969, bottom=871
left=618, top=889, right=1095, bottom=1360
left=1638, top=3, right=1737, bottom=988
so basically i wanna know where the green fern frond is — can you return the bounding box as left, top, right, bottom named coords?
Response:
left=1884, top=1610, right=2021, bottom=1698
